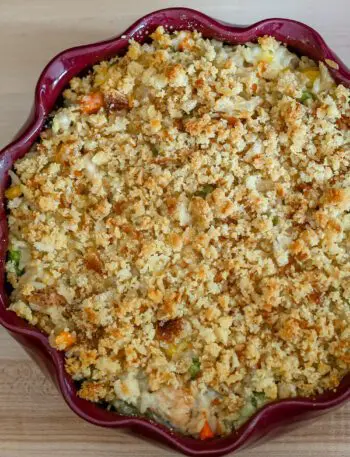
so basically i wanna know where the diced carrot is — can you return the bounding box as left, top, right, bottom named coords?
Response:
left=225, top=116, right=238, bottom=127
left=200, top=420, right=215, bottom=440
left=80, top=92, right=104, bottom=114
left=260, top=50, right=274, bottom=63
left=55, top=331, right=76, bottom=350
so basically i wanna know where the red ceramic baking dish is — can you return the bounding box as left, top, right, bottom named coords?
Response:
left=0, top=7, right=349, bottom=456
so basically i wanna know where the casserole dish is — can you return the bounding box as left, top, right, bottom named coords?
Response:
left=0, top=7, right=349, bottom=456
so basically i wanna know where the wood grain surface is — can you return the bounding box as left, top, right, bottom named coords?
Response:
left=0, top=1, right=349, bottom=456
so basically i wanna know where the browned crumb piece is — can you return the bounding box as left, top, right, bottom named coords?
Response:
left=156, top=318, right=184, bottom=342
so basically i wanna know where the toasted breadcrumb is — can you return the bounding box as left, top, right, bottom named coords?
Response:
left=6, top=28, right=350, bottom=438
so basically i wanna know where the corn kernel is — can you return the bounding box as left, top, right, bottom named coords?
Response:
left=165, top=343, right=177, bottom=358
left=260, top=51, right=274, bottom=63
left=164, top=339, right=189, bottom=358
left=5, top=185, right=22, bottom=200
left=300, top=68, right=320, bottom=84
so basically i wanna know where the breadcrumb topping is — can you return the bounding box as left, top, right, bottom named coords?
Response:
left=6, top=28, right=350, bottom=438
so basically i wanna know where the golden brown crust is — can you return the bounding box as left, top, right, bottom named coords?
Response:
left=6, top=27, right=350, bottom=438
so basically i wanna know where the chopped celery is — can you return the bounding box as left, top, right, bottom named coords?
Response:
left=145, top=409, right=173, bottom=429
left=239, top=401, right=256, bottom=418
left=150, top=145, right=159, bottom=157
left=8, top=249, right=24, bottom=276
left=189, top=357, right=201, bottom=379
left=251, top=391, right=266, bottom=408
left=114, top=399, right=139, bottom=417
left=272, top=215, right=279, bottom=226
left=194, top=184, right=216, bottom=198
left=145, top=409, right=159, bottom=422
left=237, top=392, right=266, bottom=425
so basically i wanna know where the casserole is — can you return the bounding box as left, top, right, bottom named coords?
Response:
left=0, top=7, right=349, bottom=456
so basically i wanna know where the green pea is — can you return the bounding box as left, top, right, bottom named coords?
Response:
left=299, top=91, right=314, bottom=104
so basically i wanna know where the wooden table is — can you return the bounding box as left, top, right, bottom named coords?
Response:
left=0, top=1, right=349, bottom=456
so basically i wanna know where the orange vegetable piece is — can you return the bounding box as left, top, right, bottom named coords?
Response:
left=80, top=92, right=104, bottom=114
left=200, top=420, right=215, bottom=440
left=5, top=185, right=22, bottom=200
left=55, top=331, right=76, bottom=350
